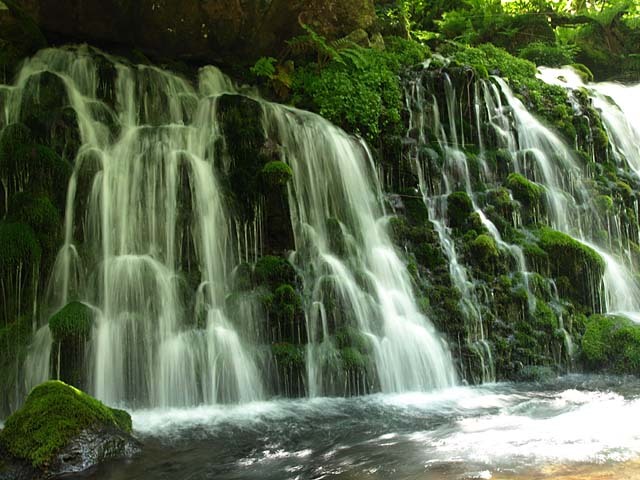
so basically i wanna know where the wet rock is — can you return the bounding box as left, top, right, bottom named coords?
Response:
left=0, top=381, right=140, bottom=478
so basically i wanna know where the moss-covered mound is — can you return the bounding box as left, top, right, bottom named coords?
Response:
left=0, top=380, right=132, bottom=468
left=506, top=173, right=544, bottom=208
left=447, top=191, right=473, bottom=229
left=261, top=160, right=293, bottom=188
left=582, top=315, right=640, bottom=374
left=536, top=228, right=604, bottom=310
left=48, top=302, right=93, bottom=343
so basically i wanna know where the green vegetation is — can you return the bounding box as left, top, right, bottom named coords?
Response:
left=506, top=173, right=545, bottom=207
left=447, top=191, right=473, bottom=229
left=48, top=302, right=93, bottom=343
left=272, top=342, right=305, bottom=368
left=469, top=234, right=499, bottom=269
left=254, top=255, right=297, bottom=287
left=536, top=228, right=604, bottom=309
left=582, top=314, right=640, bottom=373
left=261, top=161, right=293, bottom=188
left=0, top=380, right=132, bottom=467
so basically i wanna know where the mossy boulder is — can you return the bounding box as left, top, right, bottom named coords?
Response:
left=261, top=161, right=293, bottom=188
left=48, top=302, right=93, bottom=343
left=469, top=234, right=499, bottom=271
left=506, top=173, right=544, bottom=208
left=0, top=381, right=139, bottom=475
left=582, top=315, right=640, bottom=374
left=447, top=191, right=473, bottom=229
left=8, top=193, right=61, bottom=263
left=254, top=255, right=297, bottom=288
left=536, top=228, right=604, bottom=310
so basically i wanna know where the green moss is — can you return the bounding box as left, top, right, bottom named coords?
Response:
left=594, top=194, right=614, bottom=213
left=518, top=42, right=575, bottom=67
left=254, top=255, right=297, bottom=288
left=0, top=123, right=31, bottom=178
left=537, top=228, right=604, bottom=309
left=271, top=342, right=305, bottom=368
left=0, top=315, right=32, bottom=412
left=537, top=228, right=604, bottom=273
left=270, top=284, right=302, bottom=322
left=291, top=37, right=428, bottom=142
left=571, top=63, right=594, bottom=82
left=335, top=326, right=370, bottom=353
left=447, top=191, right=473, bottom=229
left=0, top=220, right=40, bottom=330
left=261, top=161, right=293, bottom=188
left=469, top=234, right=499, bottom=267
left=19, top=72, right=70, bottom=142
left=48, top=302, right=93, bottom=343
left=0, top=221, right=41, bottom=271
left=506, top=173, right=544, bottom=207
left=340, top=347, right=366, bottom=369
left=8, top=193, right=61, bottom=258
left=0, top=380, right=132, bottom=467
left=217, top=94, right=267, bottom=220
left=401, top=190, right=430, bottom=225
left=582, top=314, right=640, bottom=374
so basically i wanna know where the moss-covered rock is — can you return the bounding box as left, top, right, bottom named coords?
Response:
left=469, top=233, right=499, bottom=270
left=261, top=160, right=293, bottom=188
left=7, top=193, right=61, bottom=263
left=339, top=347, right=367, bottom=370
left=254, top=255, right=297, bottom=288
left=270, top=284, right=302, bottom=327
left=506, top=173, right=544, bottom=207
left=0, top=381, right=138, bottom=471
left=582, top=314, right=640, bottom=374
left=536, top=228, right=604, bottom=310
left=271, top=342, right=305, bottom=369
left=48, top=302, right=93, bottom=343
left=447, top=191, right=473, bottom=229
left=19, top=71, right=70, bottom=143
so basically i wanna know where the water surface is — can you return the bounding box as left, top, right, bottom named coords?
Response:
left=68, top=375, right=640, bottom=479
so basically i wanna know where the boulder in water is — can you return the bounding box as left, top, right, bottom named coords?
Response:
left=0, top=381, right=140, bottom=478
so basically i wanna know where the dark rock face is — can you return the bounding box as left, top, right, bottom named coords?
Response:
left=0, top=428, right=140, bottom=479
left=47, top=427, right=141, bottom=477
left=17, top=0, right=376, bottom=65
left=0, top=444, right=39, bottom=480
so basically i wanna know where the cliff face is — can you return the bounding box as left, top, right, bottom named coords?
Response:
left=13, top=0, right=376, bottom=64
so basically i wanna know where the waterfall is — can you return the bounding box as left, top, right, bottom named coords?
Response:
left=403, top=59, right=640, bottom=372
left=265, top=105, right=456, bottom=395
left=1, top=45, right=455, bottom=408
left=535, top=66, right=640, bottom=320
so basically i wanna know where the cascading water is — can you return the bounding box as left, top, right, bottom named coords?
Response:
left=265, top=105, right=456, bottom=395
left=402, top=59, right=640, bottom=382
left=1, top=45, right=455, bottom=409
left=6, top=46, right=264, bottom=407
left=534, top=67, right=640, bottom=320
